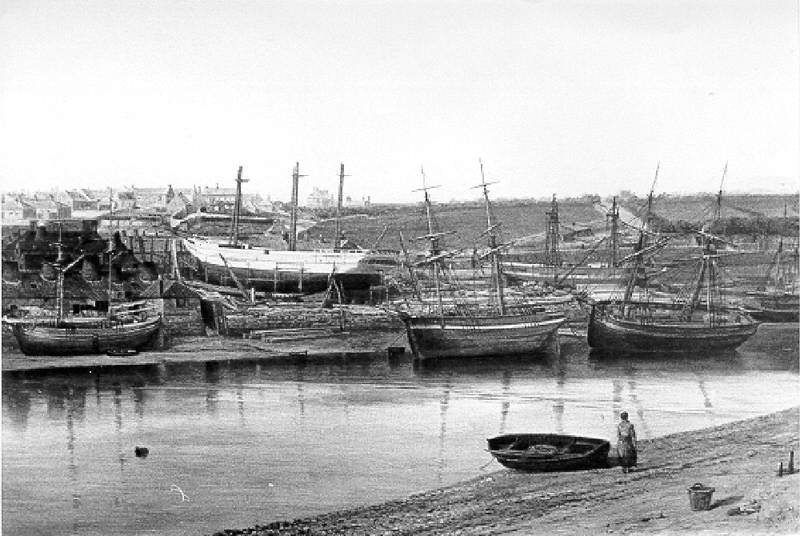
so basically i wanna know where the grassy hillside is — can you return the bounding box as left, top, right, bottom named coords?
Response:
left=309, top=200, right=603, bottom=251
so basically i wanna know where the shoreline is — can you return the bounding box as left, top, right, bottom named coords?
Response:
left=216, top=408, right=800, bottom=536
left=1, top=329, right=409, bottom=373
left=3, top=321, right=796, bottom=374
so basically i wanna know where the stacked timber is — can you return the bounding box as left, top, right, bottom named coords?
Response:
left=223, top=304, right=402, bottom=336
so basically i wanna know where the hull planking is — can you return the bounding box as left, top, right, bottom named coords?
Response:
left=588, top=302, right=759, bottom=355
left=13, top=317, right=161, bottom=356
left=403, top=313, right=565, bottom=360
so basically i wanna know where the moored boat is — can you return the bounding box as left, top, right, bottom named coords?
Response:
left=400, top=162, right=566, bottom=360
left=487, top=433, right=611, bottom=472
left=587, top=164, right=759, bottom=355
left=5, top=240, right=162, bottom=356
left=11, top=316, right=161, bottom=356
left=403, top=309, right=565, bottom=359
left=588, top=300, right=758, bottom=354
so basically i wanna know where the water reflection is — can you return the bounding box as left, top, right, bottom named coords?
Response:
left=437, top=379, right=453, bottom=483
left=2, top=324, right=797, bottom=536
left=499, top=370, right=511, bottom=434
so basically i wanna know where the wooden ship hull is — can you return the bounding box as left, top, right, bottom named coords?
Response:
left=744, top=307, right=799, bottom=323
left=587, top=301, right=759, bottom=355
left=183, top=237, right=384, bottom=292
left=742, top=292, right=799, bottom=323
left=402, top=312, right=565, bottom=360
left=487, top=433, right=611, bottom=472
left=11, top=316, right=161, bottom=356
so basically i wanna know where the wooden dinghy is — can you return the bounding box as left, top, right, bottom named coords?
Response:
left=487, top=433, right=611, bottom=472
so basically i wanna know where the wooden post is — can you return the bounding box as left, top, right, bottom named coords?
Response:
left=299, top=265, right=304, bottom=293
left=789, top=450, right=795, bottom=474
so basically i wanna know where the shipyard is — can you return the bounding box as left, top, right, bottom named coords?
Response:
left=2, top=2, right=799, bottom=536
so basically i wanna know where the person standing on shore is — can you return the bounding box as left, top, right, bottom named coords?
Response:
left=617, top=411, right=637, bottom=473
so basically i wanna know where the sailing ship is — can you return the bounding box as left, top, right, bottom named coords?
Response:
left=400, top=162, right=566, bottom=360
left=741, top=207, right=799, bottom=322
left=183, top=164, right=387, bottom=293
left=588, top=164, right=759, bottom=355
left=8, top=243, right=161, bottom=356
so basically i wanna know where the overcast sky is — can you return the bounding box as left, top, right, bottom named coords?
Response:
left=1, top=0, right=797, bottom=203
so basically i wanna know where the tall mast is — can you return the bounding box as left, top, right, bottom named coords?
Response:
left=609, top=196, right=619, bottom=269
left=689, top=163, right=728, bottom=316
left=545, top=194, right=560, bottom=275
left=289, top=162, right=303, bottom=251
left=414, top=167, right=444, bottom=321
left=334, top=163, right=347, bottom=251
left=623, top=163, right=659, bottom=314
left=228, top=166, right=247, bottom=246
left=475, top=159, right=505, bottom=315
left=107, top=238, right=114, bottom=319
left=713, top=161, right=727, bottom=223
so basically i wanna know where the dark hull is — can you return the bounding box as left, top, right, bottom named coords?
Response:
left=198, top=261, right=381, bottom=293
left=403, top=313, right=565, bottom=360
left=12, top=317, right=161, bottom=356
left=488, top=433, right=611, bottom=472
left=588, top=303, right=758, bottom=355
left=744, top=308, right=799, bottom=323
left=742, top=293, right=799, bottom=323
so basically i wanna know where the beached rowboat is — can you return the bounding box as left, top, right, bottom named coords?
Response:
left=487, top=433, right=611, bottom=472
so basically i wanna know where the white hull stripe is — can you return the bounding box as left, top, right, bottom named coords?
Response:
left=410, top=318, right=564, bottom=331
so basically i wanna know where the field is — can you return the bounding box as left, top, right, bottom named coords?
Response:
left=306, top=193, right=798, bottom=253
left=309, top=200, right=606, bottom=252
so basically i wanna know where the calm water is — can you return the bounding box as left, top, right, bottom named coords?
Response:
left=3, top=325, right=798, bottom=536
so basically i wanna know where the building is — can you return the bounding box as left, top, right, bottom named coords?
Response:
left=141, top=279, right=205, bottom=338
left=1, top=196, right=25, bottom=223
left=21, top=199, right=72, bottom=220
left=306, top=187, right=335, bottom=209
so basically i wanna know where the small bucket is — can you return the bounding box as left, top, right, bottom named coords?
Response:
left=687, top=483, right=715, bottom=511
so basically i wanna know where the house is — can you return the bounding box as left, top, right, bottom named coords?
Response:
left=20, top=199, right=71, bottom=220
left=165, top=191, right=193, bottom=217
left=1, top=196, right=25, bottom=223
left=141, top=279, right=204, bottom=337
left=66, top=190, right=97, bottom=211
left=306, top=187, right=334, bottom=209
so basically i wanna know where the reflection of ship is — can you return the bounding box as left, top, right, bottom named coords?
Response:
left=401, top=163, right=566, bottom=360
left=588, top=164, right=759, bottom=355
left=182, top=164, right=389, bottom=293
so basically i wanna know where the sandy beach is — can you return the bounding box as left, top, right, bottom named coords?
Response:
left=214, top=407, right=799, bottom=536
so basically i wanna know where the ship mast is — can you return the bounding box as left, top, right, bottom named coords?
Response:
left=608, top=196, right=619, bottom=269
left=334, top=163, right=347, bottom=251
left=289, top=162, right=305, bottom=251
left=545, top=194, right=560, bottom=281
left=474, top=159, right=505, bottom=315
left=688, top=163, right=727, bottom=320
left=622, top=163, right=659, bottom=315
left=228, top=166, right=247, bottom=247
left=413, top=167, right=445, bottom=321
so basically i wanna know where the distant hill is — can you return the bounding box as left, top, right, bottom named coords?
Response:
left=306, top=193, right=798, bottom=251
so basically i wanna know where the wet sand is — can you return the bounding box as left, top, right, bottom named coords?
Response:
left=1, top=330, right=409, bottom=372
left=216, top=407, right=799, bottom=536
